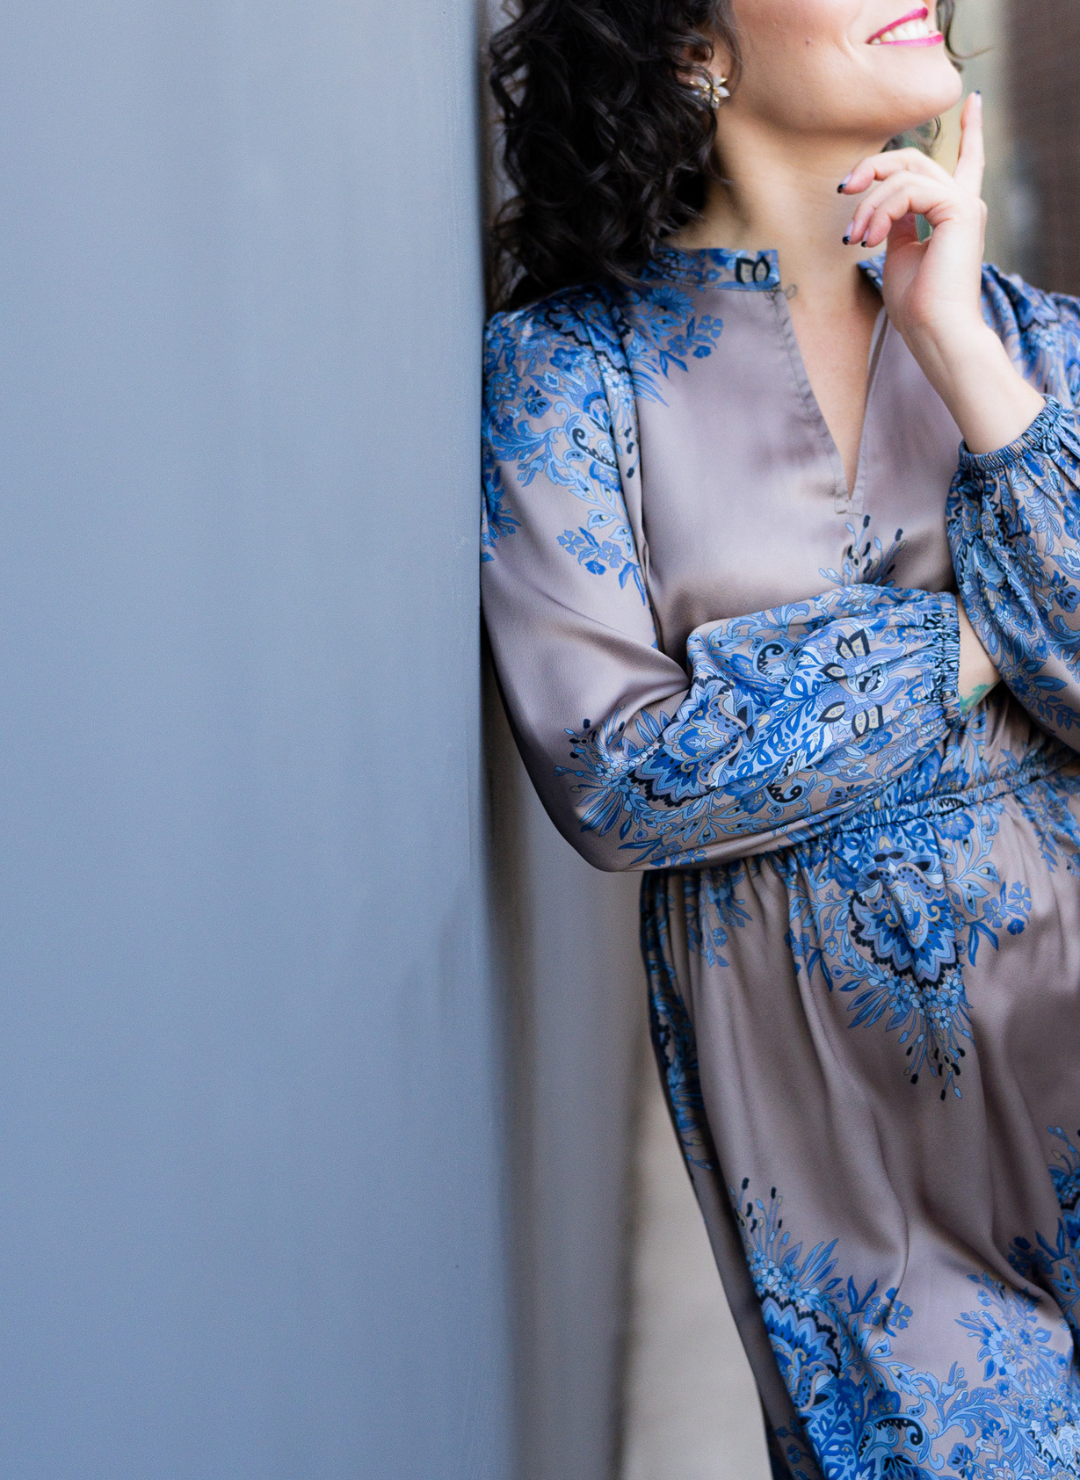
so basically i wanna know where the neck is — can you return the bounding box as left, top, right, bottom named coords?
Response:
left=671, top=118, right=891, bottom=295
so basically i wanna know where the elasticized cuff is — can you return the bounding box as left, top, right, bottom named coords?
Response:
left=957, top=396, right=1059, bottom=475
left=928, top=592, right=963, bottom=729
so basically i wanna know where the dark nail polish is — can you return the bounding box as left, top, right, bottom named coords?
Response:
left=843, top=235, right=851, bottom=245
left=837, top=183, right=846, bottom=193
left=861, top=238, right=869, bottom=248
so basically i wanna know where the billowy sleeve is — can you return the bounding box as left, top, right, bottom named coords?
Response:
left=950, top=397, right=1080, bottom=750
left=482, top=302, right=962, bottom=871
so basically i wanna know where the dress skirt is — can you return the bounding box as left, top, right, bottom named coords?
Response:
left=643, top=695, right=1080, bottom=1480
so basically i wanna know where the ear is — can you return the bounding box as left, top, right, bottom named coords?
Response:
left=701, top=21, right=737, bottom=87
left=682, top=27, right=734, bottom=79
left=681, top=41, right=733, bottom=103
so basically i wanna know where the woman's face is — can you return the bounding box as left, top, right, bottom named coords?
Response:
left=722, top=1, right=964, bottom=143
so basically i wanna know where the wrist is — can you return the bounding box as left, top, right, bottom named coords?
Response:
left=905, top=317, right=1000, bottom=385
left=904, top=321, right=1045, bottom=456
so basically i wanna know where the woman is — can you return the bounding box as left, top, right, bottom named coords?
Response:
left=481, top=1, right=1080, bottom=1474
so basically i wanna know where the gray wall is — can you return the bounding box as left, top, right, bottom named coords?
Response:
left=0, top=2, right=513, bottom=1476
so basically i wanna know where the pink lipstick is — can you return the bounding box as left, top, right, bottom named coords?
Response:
left=866, top=6, right=943, bottom=46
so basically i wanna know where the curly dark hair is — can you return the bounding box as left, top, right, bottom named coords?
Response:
left=488, top=0, right=959, bottom=308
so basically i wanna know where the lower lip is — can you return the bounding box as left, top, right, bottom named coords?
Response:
left=872, top=33, right=944, bottom=46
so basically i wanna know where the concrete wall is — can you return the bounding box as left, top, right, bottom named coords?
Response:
left=0, top=2, right=513, bottom=1476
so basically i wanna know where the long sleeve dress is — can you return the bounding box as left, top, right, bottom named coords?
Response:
left=481, top=247, right=1080, bottom=1480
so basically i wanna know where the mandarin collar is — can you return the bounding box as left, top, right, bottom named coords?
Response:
left=647, top=246, right=886, bottom=294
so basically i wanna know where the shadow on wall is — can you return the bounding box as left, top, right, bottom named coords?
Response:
left=484, top=652, right=646, bottom=1480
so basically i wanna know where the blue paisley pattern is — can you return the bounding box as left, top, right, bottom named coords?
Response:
left=644, top=735, right=1080, bottom=1155
left=768, top=729, right=1076, bottom=1101
left=481, top=296, right=645, bottom=594
left=735, top=1181, right=1080, bottom=1480
left=640, top=891, right=718, bottom=1173
left=952, top=398, right=1080, bottom=744
left=482, top=257, right=1080, bottom=1480
left=561, top=587, right=960, bottom=868
left=1010, top=1129, right=1080, bottom=1336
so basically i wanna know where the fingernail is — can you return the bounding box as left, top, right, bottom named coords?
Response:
left=843, top=235, right=851, bottom=245
left=838, top=174, right=851, bottom=192
left=845, top=221, right=855, bottom=239
left=861, top=238, right=869, bottom=248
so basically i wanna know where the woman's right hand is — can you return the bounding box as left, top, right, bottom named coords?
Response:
left=842, top=95, right=1046, bottom=458
left=957, top=602, right=999, bottom=714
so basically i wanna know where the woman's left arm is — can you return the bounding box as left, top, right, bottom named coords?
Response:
left=949, top=398, right=1080, bottom=745
left=841, top=94, right=1080, bottom=743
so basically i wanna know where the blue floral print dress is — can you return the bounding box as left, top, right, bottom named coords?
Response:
left=481, top=247, right=1080, bottom=1480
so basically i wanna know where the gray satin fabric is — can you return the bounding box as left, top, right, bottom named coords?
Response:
left=638, top=291, right=961, bottom=652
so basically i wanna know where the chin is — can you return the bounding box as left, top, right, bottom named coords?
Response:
left=762, top=55, right=963, bottom=140
left=865, top=60, right=964, bottom=135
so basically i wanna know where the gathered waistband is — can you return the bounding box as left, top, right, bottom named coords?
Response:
left=830, top=744, right=1075, bottom=839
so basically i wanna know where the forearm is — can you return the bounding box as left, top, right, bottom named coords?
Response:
left=559, top=585, right=962, bottom=869
left=905, top=320, right=1045, bottom=457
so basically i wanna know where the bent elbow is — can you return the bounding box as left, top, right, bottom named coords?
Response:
left=560, top=817, right=647, bottom=874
